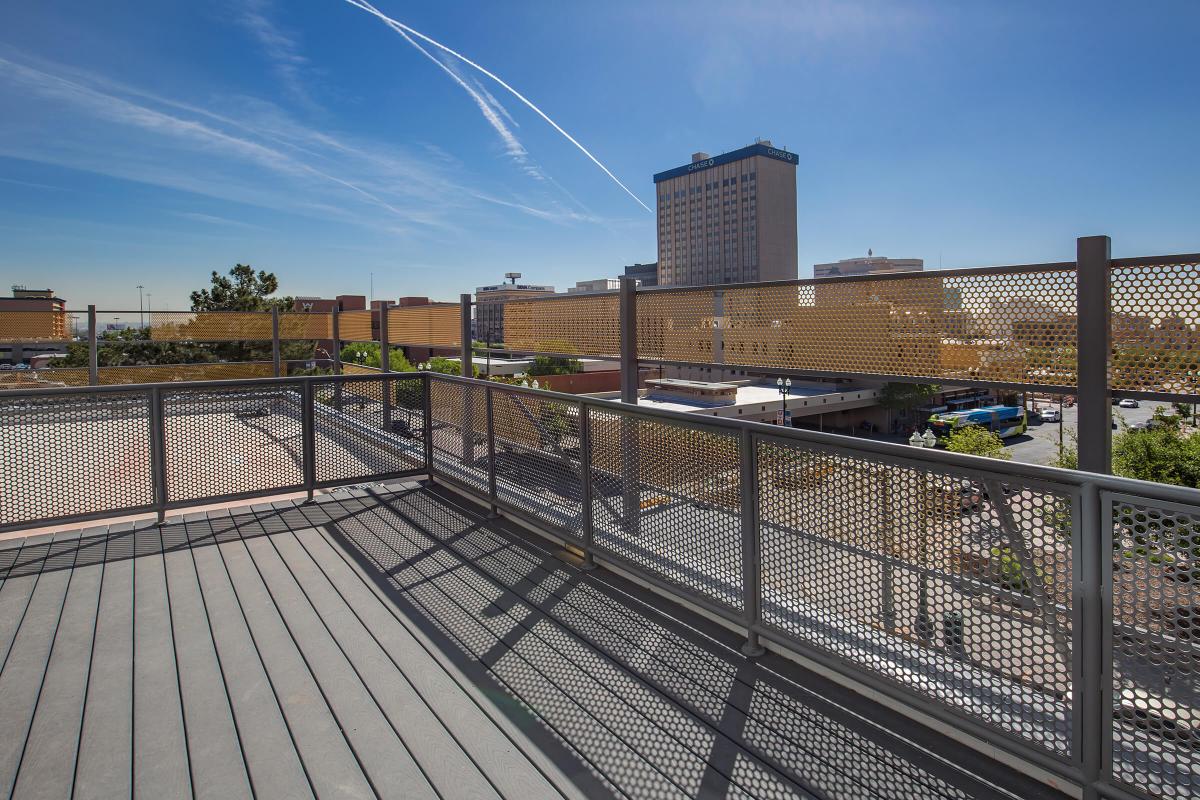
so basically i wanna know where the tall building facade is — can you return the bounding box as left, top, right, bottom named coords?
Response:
left=623, top=262, right=658, bottom=287
left=474, top=283, right=555, bottom=344
left=654, top=142, right=798, bottom=287
left=813, top=255, right=924, bottom=279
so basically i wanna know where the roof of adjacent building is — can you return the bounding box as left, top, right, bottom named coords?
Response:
left=654, top=143, right=798, bottom=183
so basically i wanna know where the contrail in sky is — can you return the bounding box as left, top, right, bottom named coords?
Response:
left=339, top=0, right=653, bottom=213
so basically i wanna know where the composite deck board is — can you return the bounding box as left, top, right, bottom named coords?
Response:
left=0, top=484, right=1072, bottom=800
left=292, top=519, right=596, bottom=800
left=0, top=533, right=79, bottom=797
left=188, top=518, right=315, bottom=800
left=74, top=527, right=135, bottom=800
left=347, top=492, right=815, bottom=799
left=132, top=522, right=192, bottom=800
left=402, top=488, right=970, bottom=800
left=265, top=525, right=503, bottom=800
left=327, top=494, right=740, bottom=799
left=235, top=523, right=439, bottom=800
left=214, top=525, right=376, bottom=800
left=11, top=532, right=104, bottom=800
left=161, top=520, right=253, bottom=800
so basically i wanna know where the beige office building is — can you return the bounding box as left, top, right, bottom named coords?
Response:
left=474, top=282, right=555, bottom=344
left=813, top=255, right=924, bottom=279
left=655, top=141, right=798, bottom=287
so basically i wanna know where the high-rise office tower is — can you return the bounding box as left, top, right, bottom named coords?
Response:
left=654, top=141, right=798, bottom=287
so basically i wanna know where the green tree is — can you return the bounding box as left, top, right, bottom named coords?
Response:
left=945, top=425, right=1012, bottom=460
left=1113, top=423, right=1200, bottom=488
left=190, top=264, right=292, bottom=312
left=55, top=327, right=215, bottom=368
left=338, top=342, right=413, bottom=372
left=527, top=355, right=582, bottom=376
left=879, top=382, right=941, bottom=411
left=1051, top=428, right=1079, bottom=470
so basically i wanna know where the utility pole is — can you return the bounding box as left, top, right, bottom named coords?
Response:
left=137, top=285, right=145, bottom=330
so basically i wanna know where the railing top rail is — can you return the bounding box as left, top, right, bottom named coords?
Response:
left=1110, top=252, right=1200, bottom=267
left=0, top=371, right=425, bottom=399
left=430, top=372, right=1200, bottom=506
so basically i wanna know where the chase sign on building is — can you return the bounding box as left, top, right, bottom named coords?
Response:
left=653, top=143, right=798, bottom=183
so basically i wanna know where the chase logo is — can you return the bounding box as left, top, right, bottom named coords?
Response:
left=687, top=159, right=715, bottom=172
left=766, top=148, right=796, bottom=162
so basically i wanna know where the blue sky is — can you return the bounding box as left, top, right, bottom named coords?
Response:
left=1, top=1, right=1197, bottom=311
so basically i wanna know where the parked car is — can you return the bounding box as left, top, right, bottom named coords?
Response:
left=1119, top=398, right=1140, bottom=409
left=1041, top=408, right=1062, bottom=422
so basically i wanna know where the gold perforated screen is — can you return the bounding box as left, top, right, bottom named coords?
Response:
left=279, top=312, right=332, bottom=340
left=148, top=311, right=273, bottom=341
left=1110, top=260, right=1200, bottom=395
left=0, top=310, right=70, bottom=343
left=340, top=362, right=381, bottom=376
left=636, top=267, right=1078, bottom=385
left=8, top=362, right=277, bottom=388
left=502, top=294, right=620, bottom=357
left=387, top=304, right=460, bottom=347
left=337, top=310, right=375, bottom=342
left=637, top=289, right=717, bottom=364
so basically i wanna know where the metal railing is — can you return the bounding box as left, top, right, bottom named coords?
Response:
left=3, top=370, right=1198, bottom=800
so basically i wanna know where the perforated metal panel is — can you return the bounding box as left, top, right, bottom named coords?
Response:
left=1111, top=260, right=1200, bottom=395
left=279, top=312, right=333, bottom=340
left=756, top=435, right=1075, bottom=756
left=387, top=304, right=460, bottom=347
left=637, top=289, right=717, bottom=363
left=502, top=294, right=620, bottom=357
left=0, top=363, right=278, bottom=390
left=1109, top=495, right=1200, bottom=798
left=428, top=378, right=488, bottom=493
left=148, top=310, right=274, bottom=341
left=0, top=309, right=70, bottom=342
left=0, top=390, right=153, bottom=526
left=490, top=386, right=584, bottom=538
left=312, top=376, right=425, bottom=484
left=162, top=384, right=305, bottom=501
left=587, top=407, right=744, bottom=610
left=337, top=309, right=376, bottom=342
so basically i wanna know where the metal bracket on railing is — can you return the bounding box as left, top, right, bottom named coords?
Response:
left=739, top=427, right=765, bottom=657
left=485, top=384, right=499, bottom=518
left=301, top=380, right=317, bottom=503
left=579, top=400, right=597, bottom=571
left=149, top=386, right=168, bottom=524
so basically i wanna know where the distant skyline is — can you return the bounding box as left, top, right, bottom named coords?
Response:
left=1, top=1, right=1198, bottom=310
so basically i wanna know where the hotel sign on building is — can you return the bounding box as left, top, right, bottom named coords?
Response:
left=653, top=141, right=798, bottom=287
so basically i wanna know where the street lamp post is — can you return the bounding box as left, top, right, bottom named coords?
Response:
left=776, top=377, right=792, bottom=426
left=137, top=285, right=145, bottom=330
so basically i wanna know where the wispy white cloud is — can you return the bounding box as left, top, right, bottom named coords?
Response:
left=235, top=0, right=318, bottom=110
left=170, top=210, right=266, bottom=230
left=339, top=0, right=653, bottom=212
left=0, top=54, right=604, bottom=232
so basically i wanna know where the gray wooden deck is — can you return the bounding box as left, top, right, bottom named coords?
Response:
left=0, top=481, right=1068, bottom=799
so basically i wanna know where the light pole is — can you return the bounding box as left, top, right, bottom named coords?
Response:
left=776, top=377, right=792, bottom=426
left=137, top=285, right=145, bottom=330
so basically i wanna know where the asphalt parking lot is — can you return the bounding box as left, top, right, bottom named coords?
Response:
left=1006, top=400, right=1179, bottom=466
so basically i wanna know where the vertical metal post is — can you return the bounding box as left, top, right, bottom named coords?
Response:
left=301, top=379, right=316, bottom=503
left=619, top=277, right=638, bottom=403
left=879, top=467, right=896, bottom=633
left=460, top=294, right=475, bottom=468
left=271, top=307, right=281, bottom=377
left=331, top=308, right=342, bottom=375
left=149, top=386, right=168, bottom=524
left=739, top=427, right=765, bottom=657
left=422, top=372, right=435, bottom=476
left=1077, top=482, right=1104, bottom=795
left=379, top=303, right=392, bottom=431
left=485, top=384, right=499, bottom=517
left=578, top=400, right=596, bottom=570
left=87, top=305, right=98, bottom=386
left=331, top=307, right=343, bottom=410
left=459, top=294, right=474, bottom=377
left=1077, top=235, right=1112, bottom=474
